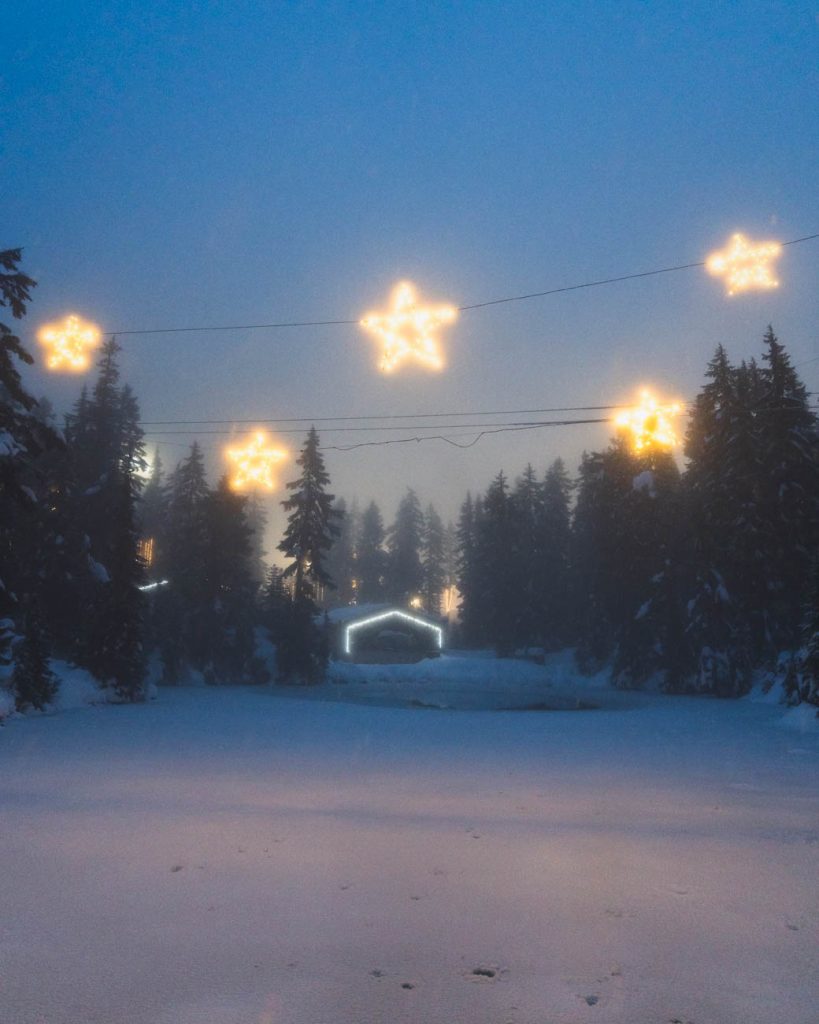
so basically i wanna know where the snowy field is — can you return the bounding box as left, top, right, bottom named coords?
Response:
left=1, top=658, right=818, bottom=1024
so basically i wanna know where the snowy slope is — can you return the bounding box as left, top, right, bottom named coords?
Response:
left=1, top=672, right=817, bottom=1024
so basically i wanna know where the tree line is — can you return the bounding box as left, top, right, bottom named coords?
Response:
left=2, top=248, right=818, bottom=709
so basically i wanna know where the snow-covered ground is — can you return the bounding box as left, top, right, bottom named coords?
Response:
left=1, top=657, right=818, bottom=1024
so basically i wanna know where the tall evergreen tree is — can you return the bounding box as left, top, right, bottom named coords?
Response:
left=66, top=341, right=147, bottom=698
left=385, top=489, right=424, bottom=604
left=325, top=497, right=358, bottom=607
left=755, top=327, right=819, bottom=650
left=277, top=427, right=341, bottom=682
left=0, top=249, right=60, bottom=664
left=455, top=492, right=485, bottom=645
left=477, top=472, right=518, bottom=656
left=356, top=500, right=387, bottom=603
left=421, top=503, right=446, bottom=615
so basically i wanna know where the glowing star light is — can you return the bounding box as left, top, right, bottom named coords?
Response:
left=706, top=232, right=782, bottom=296
left=360, top=281, right=457, bottom=373
left=225, top=431, right=287, bottom=492
left=614, top=389, right=683, bottom=453
left=37, top=314, right=101, bottom=372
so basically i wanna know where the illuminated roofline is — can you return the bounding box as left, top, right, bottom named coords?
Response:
left=343, top=609, right=444, bottom=655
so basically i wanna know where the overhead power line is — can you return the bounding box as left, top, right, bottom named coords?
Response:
left=110, top=232, right=819, bottom=338
left=139, top=403, right=624, bottom=427
left=141, top=417, right=611, bottom=437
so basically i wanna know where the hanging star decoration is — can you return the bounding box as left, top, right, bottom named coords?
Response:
left=706, top=232, right=782, bottom=296
left=614, top=389, right=684, bottom=452
left=360, top=281, right=458, bottom=373
left=36, top=314, right=102, bottom=372
left=225, top=431, right=288, bottom=492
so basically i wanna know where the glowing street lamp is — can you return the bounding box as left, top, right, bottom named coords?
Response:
left=360, top=281, right=457, bottom=373
left=225, top=430, right=287, bottom=492
left=614, top=389, right=683, bottom=453
left=706, top=232, right=782, bottom=296
left=37, top=314, right=101, bottom=372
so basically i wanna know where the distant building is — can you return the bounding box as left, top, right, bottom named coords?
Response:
left=325, top=604, right=445, bottom=664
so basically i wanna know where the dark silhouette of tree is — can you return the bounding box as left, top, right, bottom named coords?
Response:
left=277, top=427, right=341, bottom=682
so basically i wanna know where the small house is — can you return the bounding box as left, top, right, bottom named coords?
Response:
left=326, top=604, right=445, bottom=664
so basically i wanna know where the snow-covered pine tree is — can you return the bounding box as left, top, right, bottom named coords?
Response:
left=11, top=609, right=58, bottom=711
left=385, top=488, right=424, bottom=605
left=277, top=427, right=341, bottom=682
left=421, top=503, right=446, bottom=616
left=0, top=249, right=60, bottom=664
left=356, top=500, right=387, bottom=603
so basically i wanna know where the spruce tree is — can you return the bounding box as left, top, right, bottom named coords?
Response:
left=683, top=345, right=754, bottom=692
left=66, top=340, right=147, bottom=698
left=756, top=327, right=819, bottom=651
left=385, top=489, right=424, bottom=605
left=0, top=249, right=60, bottom=664
left=356, top=500, right=387, bottom=603
left=478, top=472, right=518, bottom=656
left=421, top=503, right=446, bottom=615
left=277, top=427, right=341, bottom=682
left=455, top=492, right=486, bottom=645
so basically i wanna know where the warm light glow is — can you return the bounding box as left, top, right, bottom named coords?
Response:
left=706, top=232, right=782, bottom=295
left=614, top=389, right=684, bottom=452
left=225, top=431, right=287, bottom=492
left=37, top=314, right=101, bottom=372
left=409, top=595, right=423, bottom=609
left=360, top=281, right=457, bottom=373
left=442, top=584, right=460, bottom=616
left=344, top=609, right=444, bottom=656
left=137, top=537, right=155, bottom=567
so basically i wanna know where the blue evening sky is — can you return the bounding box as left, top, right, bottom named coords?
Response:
left=4, top=1, right=818, bottom=541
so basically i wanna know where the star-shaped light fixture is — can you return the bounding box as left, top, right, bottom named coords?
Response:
left=706, top=232, right=782, bottom=296
left=614, top=389, right=684, bottom=453
left=225, top=431, right=288, bottom=492
left=37, top=314, right=102, bottom=372
left=360, top=281, right=457, bottom=373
